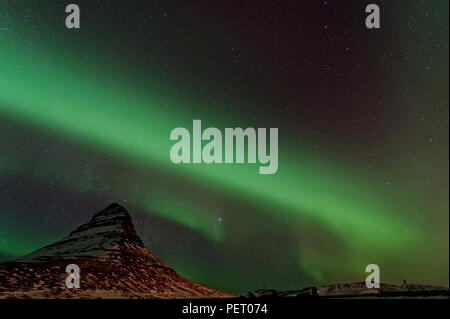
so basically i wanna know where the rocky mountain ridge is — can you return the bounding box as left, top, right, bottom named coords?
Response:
left=0, top=204, right=233, bottom=299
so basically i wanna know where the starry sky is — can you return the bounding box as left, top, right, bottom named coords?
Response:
left=0, top=0, right=448, bottom=294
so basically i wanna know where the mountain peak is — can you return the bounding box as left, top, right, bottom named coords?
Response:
left=17, top=204, right=145, bottom=262
left=69, top=203, right=137, bottom=237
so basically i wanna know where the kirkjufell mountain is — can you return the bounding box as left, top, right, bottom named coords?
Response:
left=0, top=204, right=234, bottom=299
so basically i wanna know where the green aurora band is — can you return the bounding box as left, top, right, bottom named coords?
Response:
left=0, top=2, right=447, bottom=288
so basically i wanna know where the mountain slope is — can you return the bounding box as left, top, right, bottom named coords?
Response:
left=0, top=204, right=234, bottom=299
left=319, top=282, right=449, bottom=297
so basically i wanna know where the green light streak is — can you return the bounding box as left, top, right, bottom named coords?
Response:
left=0, top=21, right=422, bottom=280
left=144, top=196, right=224, bottom=242
left=0, top=222, right=57, bottom=257
left=0, top=36, right=415, bottom=243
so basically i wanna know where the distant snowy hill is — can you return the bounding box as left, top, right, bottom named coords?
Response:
left=249, top=281, right=448, bottom=298
left=319, top=282, right=448, bottom=297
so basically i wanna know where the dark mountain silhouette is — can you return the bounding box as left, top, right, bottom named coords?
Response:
left=247, top=282, right=449, bottom=298
left=0, top=203, right=234, bottom=299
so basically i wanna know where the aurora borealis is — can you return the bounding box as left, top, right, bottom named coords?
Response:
left=0, top=0, right=448, bottom=294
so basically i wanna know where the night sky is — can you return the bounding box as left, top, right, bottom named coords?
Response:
left=0, top=0, right=448, bottom=294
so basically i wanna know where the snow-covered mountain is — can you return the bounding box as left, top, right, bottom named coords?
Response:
left=0, top=204, right=233, bottom=299
left=17, top=203, right=147, bottom=261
